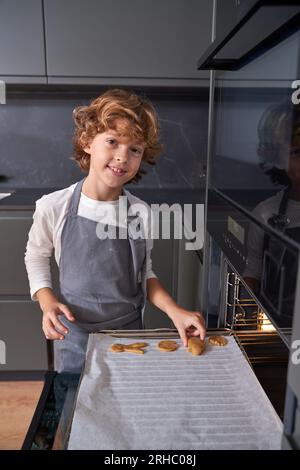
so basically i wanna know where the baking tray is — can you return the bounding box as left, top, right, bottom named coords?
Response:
left=65, top=328, right=282, bottom=450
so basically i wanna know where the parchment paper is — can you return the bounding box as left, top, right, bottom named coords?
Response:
left=67, top=334, right=283, bottom=450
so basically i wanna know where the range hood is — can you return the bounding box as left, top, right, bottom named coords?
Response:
left=197, top=0, right=300, bottom=71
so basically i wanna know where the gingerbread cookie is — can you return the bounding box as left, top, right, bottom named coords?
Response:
left=123, top=346, right=145, bottom=354
left=109, top=343, right=125, bottom=353
left=208, top=335, right=228, bottom=346
left=126, top=342, right=148, bottom=349
left=157, top=340, right=179, bottom=352
left=187, top=337, right=205, bottom=356
left=109, top=342, right=149, bottom=354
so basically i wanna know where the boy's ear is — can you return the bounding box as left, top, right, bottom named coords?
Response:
left=83, top=144, right=91, bottom=154
left=80, top=134, right=91, bottom=154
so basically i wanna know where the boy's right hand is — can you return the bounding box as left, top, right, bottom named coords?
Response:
left=36, top=288, right=75, bottom=340
left=42, top=301, right=75, bottom=340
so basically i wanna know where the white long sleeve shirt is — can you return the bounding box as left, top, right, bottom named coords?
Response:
left=24, top=183, right=157, bottom=300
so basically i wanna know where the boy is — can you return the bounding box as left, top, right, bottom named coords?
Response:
left=25, top=88, right=205, bottom=373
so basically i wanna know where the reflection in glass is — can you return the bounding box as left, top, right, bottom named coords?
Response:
left=244, top=102, right=300, bottom=329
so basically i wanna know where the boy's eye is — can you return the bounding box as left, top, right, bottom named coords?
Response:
left=107, top=139, right=116, bottom=145
left=132, top=148, right=142, bottom=155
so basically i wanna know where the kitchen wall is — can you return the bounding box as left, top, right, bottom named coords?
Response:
left=0, top=88, right=209, bottom=190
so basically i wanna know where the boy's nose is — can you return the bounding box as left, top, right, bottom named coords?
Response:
left=115, top=150, right=128, bottom=162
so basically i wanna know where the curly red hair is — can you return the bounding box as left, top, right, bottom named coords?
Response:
left=72, top=88, right=163, bottom=183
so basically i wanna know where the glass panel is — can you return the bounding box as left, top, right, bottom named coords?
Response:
left=207, top=189, right=298, bottom=345
left=211, top=31, right=300, bottom=233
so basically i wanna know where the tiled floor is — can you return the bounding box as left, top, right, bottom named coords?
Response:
left=0, top=381, right=43, bottom=450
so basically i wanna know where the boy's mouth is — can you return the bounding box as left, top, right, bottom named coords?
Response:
left=107, top=165, right=127, bottom=176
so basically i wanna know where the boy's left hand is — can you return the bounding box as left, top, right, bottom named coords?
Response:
left=168, top=307, right=206, bottom=347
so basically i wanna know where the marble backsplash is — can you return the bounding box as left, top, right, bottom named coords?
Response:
left=0, top=88, right=208, bottom=189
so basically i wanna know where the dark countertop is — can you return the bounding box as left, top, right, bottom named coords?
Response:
left=0, top=186, right=206, bottom=211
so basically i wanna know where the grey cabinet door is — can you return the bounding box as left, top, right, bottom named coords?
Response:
left=0, top=300, right=47, bottom=371
left=0, top=211, right=59, bottom=296
left=0, top=212, right=34, bottom=295
left=44, top=0, right=212, bottom=84
left=143, top=237, right=175, bottom=330
left=0, top=0, right=46, bottom=81
left=176, top=236, right=203, bottom=312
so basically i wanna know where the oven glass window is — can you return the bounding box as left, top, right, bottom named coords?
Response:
left=207, top=189, right=298, bottom=338
left=210, top=31, right=300, bottom=251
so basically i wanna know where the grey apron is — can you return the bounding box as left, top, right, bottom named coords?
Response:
left=54, top=178, right=146, bottom=373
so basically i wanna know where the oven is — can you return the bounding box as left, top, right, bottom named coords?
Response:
left=198, top=0, right=300, bottom=450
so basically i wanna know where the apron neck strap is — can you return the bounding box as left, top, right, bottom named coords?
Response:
left=267, top=185, right=291, bottom=230
left=68, top=178, right=128, bottom=216
left=278, top=185, right=291, bottom=216
left=69, top=178, right=86, bottom=216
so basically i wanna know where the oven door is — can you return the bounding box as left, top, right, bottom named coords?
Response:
left=203, top=4, right=300, bottom=343
left=207, top=188, right=299, bottom=346
left=198, top=0, right=300, bottom=450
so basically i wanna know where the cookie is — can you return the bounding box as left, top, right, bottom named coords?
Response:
left=126, top=342, right=149, bottom=349
left=157, top=340, right=179, bottom=352
left=109, top=343, right=125, bottom=353
left=187, top=337, right=205, bottom=356
left=109, top=342, right=149, bottom=354
left=208, top=335, right=228, bottom=346
left=123, top=346, right=145, bottom=354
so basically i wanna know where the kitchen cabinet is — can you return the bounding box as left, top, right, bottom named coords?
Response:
left=176, top=204, right=204, bottom=312
left=0, top=301, right=47, bottom=371
left=0, top=210, right=58, bottom=373
left=44, top=0, right=212, bottom=86
left=0, top=214, right=35, bottom=295
left=0, top=0, right=46, bottom=84
left=176, top=238, right=203, bottom=312
left=144, top=237, right=176, bottom=329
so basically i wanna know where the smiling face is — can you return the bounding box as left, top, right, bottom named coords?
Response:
left=84, top=119, right=145, bottom=194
